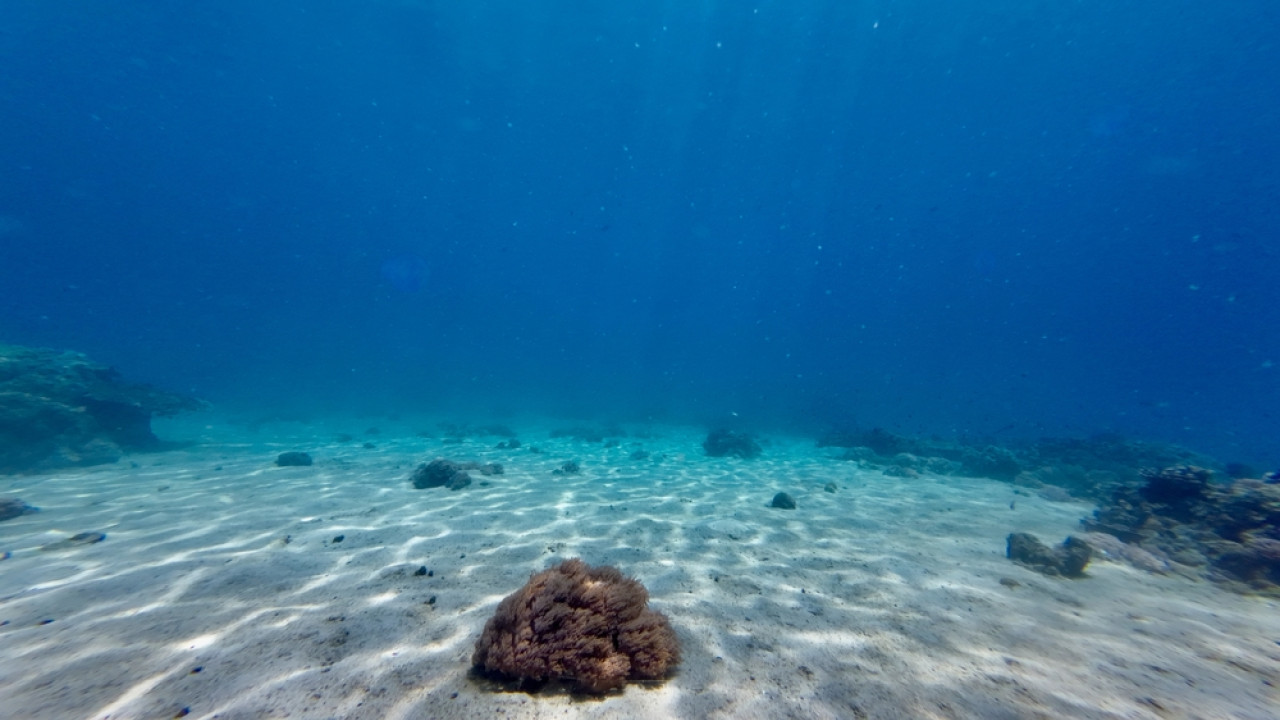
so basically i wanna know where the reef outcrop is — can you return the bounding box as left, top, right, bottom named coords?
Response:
left=823, top=428, right=1215, bottom=498
left=1086, top=465, right=1280, bottom=593
left=0, top=344, right=203, bottom=473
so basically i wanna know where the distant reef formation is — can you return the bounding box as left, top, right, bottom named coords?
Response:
left=0, top=343, right=204, bottom=473
left=703, top=428, right=762, bottom=459
left=821, top=428, right=1217, bottom=500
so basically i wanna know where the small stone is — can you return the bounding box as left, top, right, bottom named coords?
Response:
left=823, top=482, right=837, bottom=493
left=409, top=459, right=472, bottom=490
left=552, top=460, right=581, bottom=475
left=0, top=497, right=38, bottom=522
left=770, top=492, right=797, bottom=510
left=1006, top=533, right=1092, bottom=578
left=40, top=531, right=106, bottom=552
left=275, top=452, right=313, bottom=467
left=414, top=566, right=428, bottom=576
left=332, top=535, right=345, bottom=543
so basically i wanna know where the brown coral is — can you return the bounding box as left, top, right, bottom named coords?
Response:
left=472, top=558, right=680, bottom=693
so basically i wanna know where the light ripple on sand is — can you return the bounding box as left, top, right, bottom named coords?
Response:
left=0, top=421, right=1277, bottom=719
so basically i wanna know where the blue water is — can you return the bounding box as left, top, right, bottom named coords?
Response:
left=1, top=1, right=1276, bottom=464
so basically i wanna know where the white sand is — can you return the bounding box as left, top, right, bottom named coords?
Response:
left=1, top=416, right=1277, bottom=720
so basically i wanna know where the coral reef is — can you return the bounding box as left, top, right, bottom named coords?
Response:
left=702, top=429, right=762, bottom=459
left=1138, top=464, right=1211, bottom=504
left=0, top=344, right=203, bottom=473
left=823, top=428, right=1218, bottom=498
left=825, top=428, right=1020, bottom=480
left=1086, top=466, right=1280, bottom=592
left=472, top=558, right=680, bottom=694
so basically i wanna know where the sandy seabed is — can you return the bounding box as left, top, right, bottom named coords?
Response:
left=1, top=416, right=1277, bottom=720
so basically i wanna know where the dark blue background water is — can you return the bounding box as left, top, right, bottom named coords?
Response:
left=2, top=1, right=1277, bottom=463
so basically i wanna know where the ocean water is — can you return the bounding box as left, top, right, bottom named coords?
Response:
left=1, top=1, right=1277, bottom=463
left=5, top=5, right=1280, bottom=717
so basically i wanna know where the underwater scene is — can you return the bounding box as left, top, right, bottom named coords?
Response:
left=1, top=2, right=1278, bottom=718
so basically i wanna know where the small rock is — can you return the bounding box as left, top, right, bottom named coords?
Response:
left=553, top=460, right=581, bottom=475
left=823, top=482, right=837, bottom=493
left=0, top=497, right=38, bottom=522
left=414, top=566, right=428, bottom=576
left=1006, top=533, right=1091, bottom=578
left=409, top=459, right=472, bottom=490
left=332, top=535, right=345, bottom=543
left=770, top=492, right=797, bottom=510
left=40, top=531, right=107, bottom=552
left=276, top=451, right=313, bottom=467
